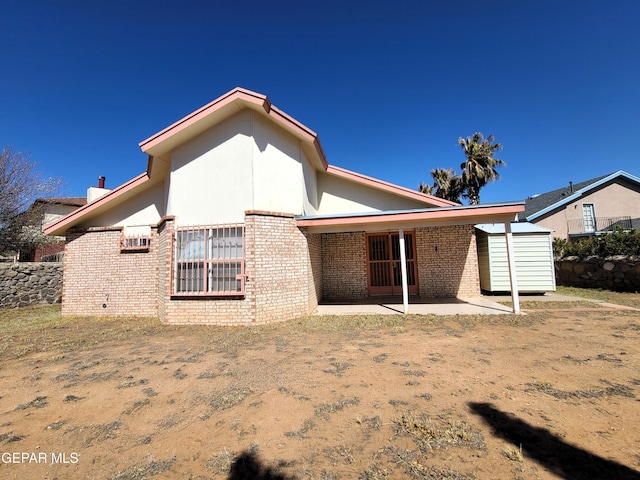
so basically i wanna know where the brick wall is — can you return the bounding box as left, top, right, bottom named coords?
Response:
left=416, top=225, right=480, bottom=297
left=306, top=232, right=323, bottom=306
left=156, top=218, right=172, bottom=322
left=62, top=227, right=159, bottom=316
left=61, top=219, right=481, bottom=322
left=159, top=212, right=318, bottom=325
left=320, top=227, right=479, bottom=300
left=159, top=216, right=253, bottom=325
left=250, top=212, right=318, bottom=323
left=321, top=232, right=368, bottom=299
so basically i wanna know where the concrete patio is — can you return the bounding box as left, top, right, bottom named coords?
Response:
left=315, top=295, right=514, bottom=316
left=314, top=292, right=594, bottom=316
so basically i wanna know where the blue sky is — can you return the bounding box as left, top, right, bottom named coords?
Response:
left=1, top=1, right=638, bottom=205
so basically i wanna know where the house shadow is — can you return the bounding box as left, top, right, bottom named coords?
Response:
left=468, top=402, right=640, bottom=480
left=227, top=451, right=296, bottom=480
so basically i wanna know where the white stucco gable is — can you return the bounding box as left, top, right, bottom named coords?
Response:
left=316, top=170, right=437, bottom=215
left=78, top=181, right=164, bottom=230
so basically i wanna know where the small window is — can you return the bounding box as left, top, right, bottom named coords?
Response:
left=121, top=235, right=151, bottom=252
left=173, top=224, right=245, bottom=295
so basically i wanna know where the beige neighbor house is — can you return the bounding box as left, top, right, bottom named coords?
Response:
left=45, top=88, right=525, bottom=325
left=519, top=171, right=640, bottom=241
left=18, top=197, right=86, bottom=262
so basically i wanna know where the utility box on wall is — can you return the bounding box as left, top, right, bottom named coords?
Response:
left=475, top=223, right=556, bottom=293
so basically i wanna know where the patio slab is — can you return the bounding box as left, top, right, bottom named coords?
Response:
left=315, top=296, right=515, bottom=316
left=314, top=291, right=637, bottom=316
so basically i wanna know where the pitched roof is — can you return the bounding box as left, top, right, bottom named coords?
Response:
left=45, top=88, right=459, bottom=236
left=35, top=197, right=87, bottom=207
left=43, top=173, right=155, bottom=236
left=521, top=170, right=640, bottom=221
left=140, top=87, right=329, bottom=171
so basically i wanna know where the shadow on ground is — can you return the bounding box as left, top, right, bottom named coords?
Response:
left=227, top=451, right=295, bottom=480
left=468, top=402, right=640, bottom=480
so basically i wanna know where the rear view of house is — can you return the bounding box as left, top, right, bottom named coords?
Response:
left=45, top=88, right=523, bottom=324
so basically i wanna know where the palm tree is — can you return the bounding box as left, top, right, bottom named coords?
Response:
left=419, top=168, right=464, bottom=203
left=458, top=132, right=505, bottom=204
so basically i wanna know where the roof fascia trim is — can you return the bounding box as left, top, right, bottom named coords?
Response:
left=138, top=87, right=329, bottom=168
left=139, top=88, right=266, bottom=153
left=297, top=203, right=524, bottom=228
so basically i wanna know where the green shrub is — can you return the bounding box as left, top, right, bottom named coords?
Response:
left=552, top=237, right=567, bottom=258
left=555, top=230, right=640, bottom=259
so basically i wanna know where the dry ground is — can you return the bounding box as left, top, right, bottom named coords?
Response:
left=1, top=294, right=639, bottom=479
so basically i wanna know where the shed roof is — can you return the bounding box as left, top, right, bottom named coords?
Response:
left=475, top=222, right=552, bottom=234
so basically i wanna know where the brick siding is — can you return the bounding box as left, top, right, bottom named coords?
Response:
left=62, top=227, right=159, bottom=316
left=306, top=232, right=323, bottom=306
left=156, top=213, right=318, bottom=325
left=416, top=225, right=480, bottom=297
left=321, top=232, right=368, bottom=299
left=158, top=216, right=253, bottom=325
left=319, top=226, right=480, bottom=300
left=61, top=218, right=480, bottom=324
left=250, top=212, right=318, bottom=323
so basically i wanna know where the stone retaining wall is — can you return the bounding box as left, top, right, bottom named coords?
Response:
left=0, top=262, right=63, bottom=308
left=555, top=256, right=640, bottom=292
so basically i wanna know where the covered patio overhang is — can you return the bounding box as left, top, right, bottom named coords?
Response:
left=297, top=202, right=526, bottom=314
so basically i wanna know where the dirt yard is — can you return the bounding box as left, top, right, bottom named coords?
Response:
left=0, top=302, right=639, bottom=479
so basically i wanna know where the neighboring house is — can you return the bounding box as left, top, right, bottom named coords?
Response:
left=44, top=87, right=524, bottom=324
left=519, top=171, right=640, bottom=241
left=18, top=197, right=86, bottom=262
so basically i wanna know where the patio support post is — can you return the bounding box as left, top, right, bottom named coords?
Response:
left=504, top=222, right=520, bottom=314
left=399, top=228, right=409, bottom=314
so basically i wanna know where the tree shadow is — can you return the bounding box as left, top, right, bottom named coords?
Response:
left=227, top=451, right=296, bottom=480
left=468, top=402, right=640, bottom=480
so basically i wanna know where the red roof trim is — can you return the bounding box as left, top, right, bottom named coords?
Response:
left=139, top=88, right=266, bottom=152
left=296, top=204, right=524, bottom=228
left=139, top=87, right=329, bottom=169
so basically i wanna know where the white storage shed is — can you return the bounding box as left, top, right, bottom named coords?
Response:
left=475, top=223, right=556, bottom=293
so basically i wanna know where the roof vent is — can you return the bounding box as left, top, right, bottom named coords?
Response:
left=569, top=181, right=573, bottom=193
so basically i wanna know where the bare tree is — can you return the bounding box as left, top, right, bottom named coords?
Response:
left=0, top=146, right=61, bottom=255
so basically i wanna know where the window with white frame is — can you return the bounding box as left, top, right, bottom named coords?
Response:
left=582, top=203, right=596, bottom=232
left=174, top=225, right=245, bottom=295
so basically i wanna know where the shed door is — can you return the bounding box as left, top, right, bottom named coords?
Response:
left=367, top=232, right=418, bottom=295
